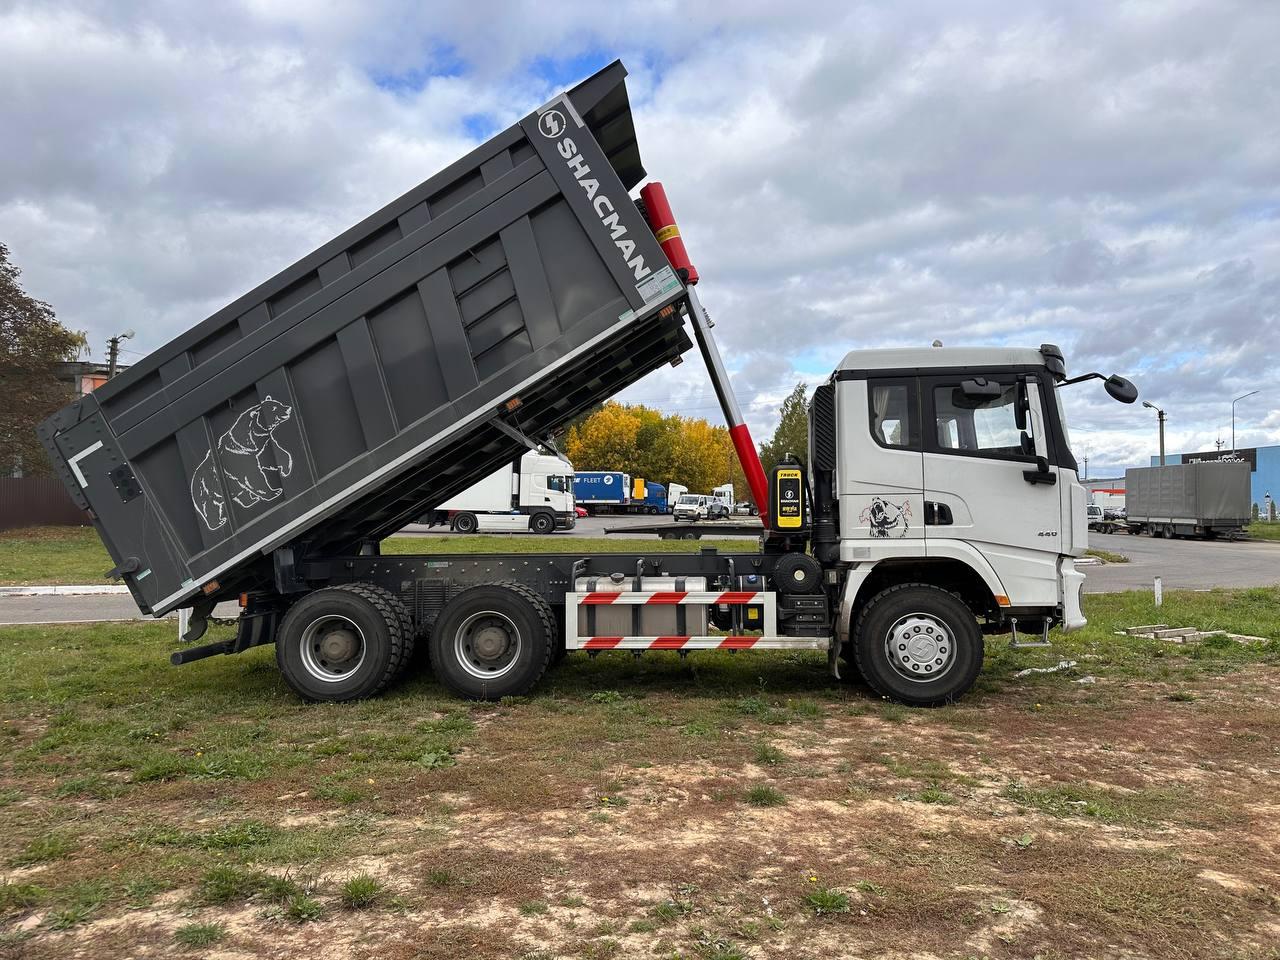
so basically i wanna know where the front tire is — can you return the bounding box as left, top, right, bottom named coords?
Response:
left=452, top=512, right=478, bottom=534
left=530, top=512, right=555, bottom=535
left=851, top=584, right=982, bottom=706
left=429, top=582, right=554, bottom=700
left=276, top=583, right=412, bottom=702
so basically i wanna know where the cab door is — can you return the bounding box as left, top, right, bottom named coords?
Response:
left=921, top=374, right=1063, bottom=606
left=838, top=376, right=925, bottom=548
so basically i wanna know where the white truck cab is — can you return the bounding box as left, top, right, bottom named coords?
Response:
left=430, top=450, right=575, bottom=534
left=812, top=343, right=1112, bottom=688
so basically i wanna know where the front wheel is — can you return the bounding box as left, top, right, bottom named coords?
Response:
left=452, top=512, right=478, bottom=534
left=529, top=512, right=555, bottom=535
left=851, top=584, right=983, bottom=707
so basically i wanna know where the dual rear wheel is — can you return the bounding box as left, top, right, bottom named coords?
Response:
left=275, top=580, right=553, bottom=703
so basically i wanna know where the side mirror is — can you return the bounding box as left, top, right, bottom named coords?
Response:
left=1105, top=375, right=1138, bottom=404
left=1014, top=377, right=1029, bottom=431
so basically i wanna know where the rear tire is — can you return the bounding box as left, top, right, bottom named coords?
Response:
left=452, top=512, right=478, bottom=534
left=276, top=583, right=411, bottom=702
left=429, top=581, right=554, bottom=700
left=530, top=512, right=555, bottom=535
left=851, top=583, right=983, bottom=707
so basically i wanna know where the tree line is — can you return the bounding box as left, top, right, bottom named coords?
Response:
left=563, top=382, right=810, bottom=497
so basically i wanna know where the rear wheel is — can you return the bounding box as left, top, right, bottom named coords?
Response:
left=429, top=582, right=554, bottom=700
left=851, top=583, right=983, bottom=707
left=452, top=512, right=478, bottom=534
left=530, top=512, right=555, bottom=535
left=276, top=583, right=411, bottom=702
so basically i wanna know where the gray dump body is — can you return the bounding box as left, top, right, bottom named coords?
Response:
left=40, top=62, right=689, bottom=615
left=1124, top=461, right=1251, bottom=525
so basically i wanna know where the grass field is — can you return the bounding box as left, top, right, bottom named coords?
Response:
left=0, top=527, right=752, bottom=587
left=2, top=586, right=1279, bottom=958
left=1248, top=520, right=1280, bottom=541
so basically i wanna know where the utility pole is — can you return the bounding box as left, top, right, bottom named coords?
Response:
left=1231, top=390, right=1259, bottom=455
left=1142, top=401, right=1166, bottom=466
left=107, top=329, right=135, bottom=378
left=1082, top=454, right=1089, bottom=480
left=1215, top=436, right=1224, bottom=452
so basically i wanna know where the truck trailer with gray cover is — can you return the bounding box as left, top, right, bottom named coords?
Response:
left=40, top=61, right=1139, bottom=707
left=1123, top=461, right=1251, bottom=538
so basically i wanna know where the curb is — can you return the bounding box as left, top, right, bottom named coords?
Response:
left=0, top=585, right=129, bottom=598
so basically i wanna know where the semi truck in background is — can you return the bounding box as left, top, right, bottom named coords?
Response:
left=39, top=60, right=1139, bottom=709
left=1122, top=461, right=1251, bottom=539
left=425, top=450, right=574, bottom=534
left=573, top=472, right=669, bottom=513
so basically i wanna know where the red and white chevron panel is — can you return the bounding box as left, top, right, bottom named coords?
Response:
left=578, top=635, right=828, bottom=651
left=577, top=590, right=760, bottom=606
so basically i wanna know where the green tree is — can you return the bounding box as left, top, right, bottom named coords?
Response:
left=0, top=243, right=85, bottom=476
left=757, top=382, right=810, bottom=472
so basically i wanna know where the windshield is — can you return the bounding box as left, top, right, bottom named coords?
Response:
left=677, top=495, right=700, bottom=505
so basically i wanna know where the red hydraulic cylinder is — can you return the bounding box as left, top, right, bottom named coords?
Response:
left=639, top=182, right=699, bottom=285
left=640, top=182, right=768, bottom=520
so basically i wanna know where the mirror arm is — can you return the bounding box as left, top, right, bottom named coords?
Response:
left=1055, top=372, right=1105, bottom=388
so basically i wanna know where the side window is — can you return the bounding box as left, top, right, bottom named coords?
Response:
left=868, top=381, right=917, bottom=449
left=931, top=381, right=1033, bottom=457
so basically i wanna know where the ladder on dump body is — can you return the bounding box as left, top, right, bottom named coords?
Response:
left=564, top=588, right=828, bottom=651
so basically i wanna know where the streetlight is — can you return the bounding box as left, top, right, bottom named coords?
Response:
left=1142, top=401, right=1166, bottom=466
left=107, top=329, right=135, bottom=378
left=1231, top=390, right=1259, bottom=455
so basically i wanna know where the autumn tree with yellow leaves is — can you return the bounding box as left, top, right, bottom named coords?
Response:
left=564, top=402, right=747, bottom=496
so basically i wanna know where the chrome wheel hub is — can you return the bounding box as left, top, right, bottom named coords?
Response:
left=300, top=615, right=367, bottom=683
left=455, top=611, right=522, bottom=680
left=885, top=613, right=955, bottom=683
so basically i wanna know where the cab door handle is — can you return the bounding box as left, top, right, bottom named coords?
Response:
left=925, top=502, right=953, bottom=525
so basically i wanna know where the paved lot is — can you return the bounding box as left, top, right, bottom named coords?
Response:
left=397, top=512, right=763, bottom=539
left=1082, top=531, right=1280, bottom=593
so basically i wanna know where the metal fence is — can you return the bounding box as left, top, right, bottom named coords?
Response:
left=0, top=477, right=91, bottom=532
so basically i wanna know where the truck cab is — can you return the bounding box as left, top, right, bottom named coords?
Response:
left=432, top=450, right=575, bottom=534
left=814, top=343, right=1090, bottom=691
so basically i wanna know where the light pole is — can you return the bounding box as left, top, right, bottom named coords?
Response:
left=1231, top=391, right=1259, bottom=456
left=107, top=329, right=135, bottom=378
left=1142, top=401, right=1166, bottom=466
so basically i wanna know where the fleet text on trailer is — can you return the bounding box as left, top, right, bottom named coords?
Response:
left=40, top=61, right=1138, bottom=706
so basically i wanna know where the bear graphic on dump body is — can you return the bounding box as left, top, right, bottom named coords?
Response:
left=190, top=397, right=294, bottom=532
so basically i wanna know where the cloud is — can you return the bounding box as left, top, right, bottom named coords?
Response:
left=1, top=0, right=1277, bottom=476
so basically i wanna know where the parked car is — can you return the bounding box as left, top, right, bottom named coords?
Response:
left=733, top=500, right=758, bottom=516
left=575, top=506, right=588, bottom=519
left=673, top=494, right=708, bottom=521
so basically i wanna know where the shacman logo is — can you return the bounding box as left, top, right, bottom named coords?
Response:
left=538, top=109, right=566, bottom=139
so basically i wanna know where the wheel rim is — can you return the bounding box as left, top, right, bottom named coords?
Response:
left=454, top=610, right=523, bottom=680
left=300, top=615, right=367, bottom=683
left=885, top=613, right=956, bottom=683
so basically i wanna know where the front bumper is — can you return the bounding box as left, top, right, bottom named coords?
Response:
left=1059, top=557, right=1086, bottom=632
left=557, top=514, right=576, bottom=530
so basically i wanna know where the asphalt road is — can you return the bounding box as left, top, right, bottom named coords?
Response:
left=1081, top=531, right=1280, bottom=593
left=3, top=528, right=1277, bottom=625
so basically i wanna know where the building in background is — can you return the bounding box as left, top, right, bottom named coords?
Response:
left=56, top=360, right=128, bottom=397
left=1084, top=477, right=1126, bottom=510
left=1152, top=445, right=1280, bottom=518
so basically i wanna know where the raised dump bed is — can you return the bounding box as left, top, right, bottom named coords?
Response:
left=40, top=61, right=688, bottom=616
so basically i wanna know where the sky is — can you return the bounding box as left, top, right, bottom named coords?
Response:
left=2, top=0, right=1277, bottom=477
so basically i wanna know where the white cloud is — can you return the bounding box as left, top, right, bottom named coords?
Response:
left=1, top=0, right=1277, bottom=475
